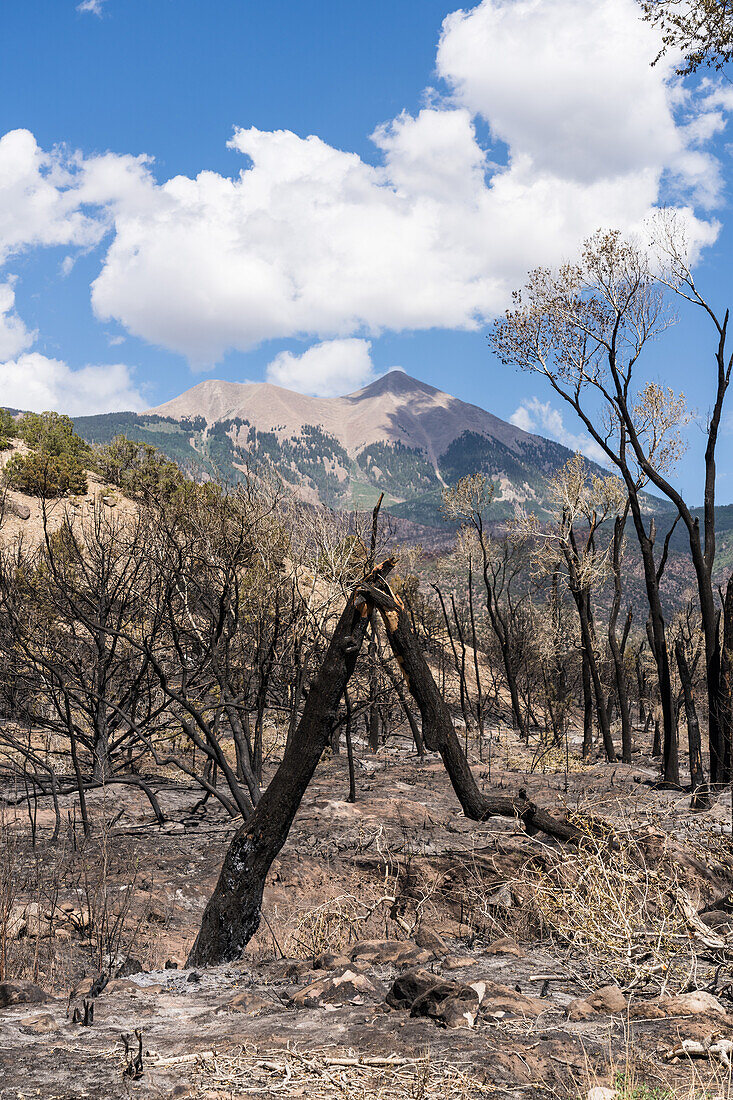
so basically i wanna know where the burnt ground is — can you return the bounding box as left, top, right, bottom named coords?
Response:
left=2, top=725, right=733, bottom=1099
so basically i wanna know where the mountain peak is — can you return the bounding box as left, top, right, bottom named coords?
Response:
left=352, top=370, right=438, bottom=399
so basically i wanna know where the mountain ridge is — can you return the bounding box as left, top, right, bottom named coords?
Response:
left=146, top=370, right=545, bottom=467
left=73, top=369, right=646, bottom=526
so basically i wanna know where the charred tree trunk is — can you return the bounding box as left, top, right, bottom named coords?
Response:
left=582, top=650, right=594, bottom=760
left=344, top=687, right=356, bottom=804
left=368, top=584, right=581, bottom=844
left=609, top=514, right=633, bottom=764
left=187, top=562, right=394, bottom=967
left=674, top=637, right=706, bottom=801
left=719, top=575, right=733, bottom=784
left=575, top=587, right=615, bottom=762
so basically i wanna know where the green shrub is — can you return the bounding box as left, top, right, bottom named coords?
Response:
left=0, top=408, right=17, bottom=451
left=4, top=451, right=88, bottom=498
left=92, top=435, right=184, bottom=500
left=17, top=411, right=91, bottom=460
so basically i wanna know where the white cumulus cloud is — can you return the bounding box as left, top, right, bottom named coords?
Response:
left=0, top=130, right=104, bottom=265
left=0, top=281, right=35, bottom=360
left=511, top=397, right=608, bottom=465
left=0, top=353, right=145, bottom=415
left=1, top=0, right=732, bottom=368
left=437, top=0, right=686, bottom=185
left=266, top=338, right=376, bottom=397
left=0, top=281, right=144, bottom=415
left=77, top=0, right=107, bottom=15
left=85, top=0, right=727, bottom=364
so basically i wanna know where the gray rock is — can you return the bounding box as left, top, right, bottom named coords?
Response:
left=410, top=980, right=480, bottom=1029
left=0, top=982, right=49, bottom=1009
left=291, top=968, right=382, bottom=1008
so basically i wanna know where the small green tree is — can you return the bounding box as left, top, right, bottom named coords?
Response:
left=0, top=409, right=16, bottom=451
left=4, top=451, right=88, bottom=498
left=17, top=411, right=91, bottom=460
left=92, top=435, right=183, bottom=500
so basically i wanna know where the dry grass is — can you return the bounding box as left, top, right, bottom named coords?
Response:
left=281, top=859, right=405, bottom=959
left=0, top=811, right=169, bottom=988
left=564, top=1019, right=733, bottom=1099
left=460, top=814, right=728, bottom=995
left=519, top=828, right=690, bottom=991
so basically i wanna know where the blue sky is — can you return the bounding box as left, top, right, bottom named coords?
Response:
left=1, top=0, right=733, bottom=503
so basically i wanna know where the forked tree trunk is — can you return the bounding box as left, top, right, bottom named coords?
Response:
left=186, top=561, right=394, bottom=967
left=188, top=563, right=583, bottom=968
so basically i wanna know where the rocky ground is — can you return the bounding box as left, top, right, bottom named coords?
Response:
left=2, top=728, right=733, bottom=1099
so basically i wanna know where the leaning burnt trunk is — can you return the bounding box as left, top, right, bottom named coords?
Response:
left=367, top=582, right=582, bottom=845
left=187, top=562, right=394, bottom=968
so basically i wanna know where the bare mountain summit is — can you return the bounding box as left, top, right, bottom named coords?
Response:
left=146, top=370, right=534, bottom=465
left=74, top=370, right=599, bottom=525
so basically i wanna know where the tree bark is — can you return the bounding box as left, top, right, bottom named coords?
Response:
left=608, top=513, right=633, bottom=763
left=719, top=574, right=733, bottom=783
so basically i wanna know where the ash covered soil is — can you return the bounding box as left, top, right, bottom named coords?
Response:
left=2, top=729, right=733, bottom=1099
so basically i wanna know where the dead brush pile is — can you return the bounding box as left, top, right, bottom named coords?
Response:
left=467, top=817, right=731, bottom=994
left=187, top=1047, right=495, bottom=1099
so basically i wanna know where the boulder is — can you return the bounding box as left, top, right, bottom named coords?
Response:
left=442, top=955, right=477, bottom=971
left=19, top=1013, right=59, bottom=1034
left=0, top=981, right=49, bottom=1009
left=5, top=906, right=28, bottom=940
left=267, top=958, right=317, bottom=982
left=314, top=952, right=352, bottom=970
left=486, top=883, right=515, bottom=910
left=700, top=910, right=733, bottom=936
left=218, top=990, right=273, bottom=1015
left=480, top=980, right=547, bottom=1018
left=414, top=927, right=448, bottom=954
left=104, top=979, right=143, bottom=995
left=653, top=990, right=726, bottom=1017
left=410, top=980, right=480, bottom=1029
left=349, top=939, right=432, bottom=967
left=568, top=985, right=627, bottom=1018
left=9, top=501, right=30, bottom=520
left=386, top=968, right=487, bottom=1029
left=567, top=999, right=598, bottom=1021
left=386, top=967, right=439, bottom=1010
left=115, top=957, right=143, bottom=978
left=482, top=936, right=525, bottom=958
left=291, top=968, right=382, bottom=1008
